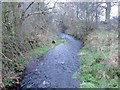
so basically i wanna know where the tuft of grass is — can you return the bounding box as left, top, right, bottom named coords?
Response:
left=80, top=82, right=96, bottom=88
left=72, top=71, right=80, bottom=79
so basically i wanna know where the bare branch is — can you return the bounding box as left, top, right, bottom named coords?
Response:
left=0, top=52, right=13, bottom=62
left=111, top=3, right=117, bottom=7
left=24, top=2, right=34, bottom=14
left=100, top=5, right=107, bottom=9
left=45, top=0, right=58, bottom=10
left=21, top=0, right=58, bottom=20
left=24, top=11, right=48, bottom=19
left=45, top=0, right=52, bottom=6
left=21, top=2, right=34, bottom=20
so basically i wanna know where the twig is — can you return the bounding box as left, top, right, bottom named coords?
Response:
left=0, top=52, right=13, bottom=62
left=23, top=0, right=58, bottom=19
left=45, top=0, right=52, bottom=6
left=24, top=11, right=47, bottom=19
left=0, top=21, right=9, bottom=29
left=21, top=2, right=34, bottom=20
left=46, top=0, right=58, bottom=10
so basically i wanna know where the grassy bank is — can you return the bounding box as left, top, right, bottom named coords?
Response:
left=73, top=30, right=119, bottom=88
left=2, top=34, right=65, bottom=89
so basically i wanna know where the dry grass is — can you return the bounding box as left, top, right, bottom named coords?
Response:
left=78, top=29, right=119, bottom=88
left=85, top=30, right=118, bottom=68
left=2, top=29, right=65, bottom=89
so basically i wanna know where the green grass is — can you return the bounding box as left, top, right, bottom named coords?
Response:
left=15, top=34, right=66, bottom=71
left=73, top=30, right=118, bottom=88
left=26, top=35, right=66, bottom=60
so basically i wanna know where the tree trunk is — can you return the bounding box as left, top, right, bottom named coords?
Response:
left=76, top=3, right=79, bottom=18
left=95, top=2, right=98, bottom=27
left=105, top=2, right=111, bottom=23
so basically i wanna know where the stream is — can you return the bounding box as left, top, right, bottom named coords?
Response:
left=21, top=33, right=83, bottom=89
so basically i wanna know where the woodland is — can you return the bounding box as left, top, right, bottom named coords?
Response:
left=0, top=1, right=119, bottom=89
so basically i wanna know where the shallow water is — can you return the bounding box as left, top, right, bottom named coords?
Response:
left=21, top=33, right=83, bottom=89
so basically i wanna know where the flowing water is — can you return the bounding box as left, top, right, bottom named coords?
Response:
left=21, top=33, right=83, bottom=89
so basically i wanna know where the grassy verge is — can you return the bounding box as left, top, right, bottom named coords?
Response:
left=2, top=34, right=66, bottom=89
left=73, top=30, right=119, bottom=88
left=22, top=34, right=66, bottom=62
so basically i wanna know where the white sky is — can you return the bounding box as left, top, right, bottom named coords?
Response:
left=111, top=5, right=118, bottom=17
left=101, top=4, right=118, bottom=21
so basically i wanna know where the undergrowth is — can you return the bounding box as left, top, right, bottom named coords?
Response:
left=2, top=34, right=65, bottom=89
left=73, top=30, right=119, bottom=88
